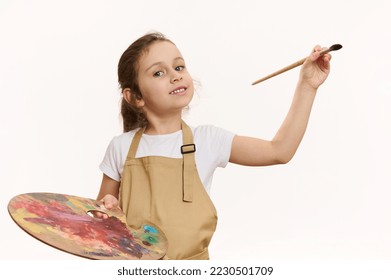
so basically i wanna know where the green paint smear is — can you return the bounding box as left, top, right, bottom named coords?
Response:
left=140, top=234, right=158, bottom=244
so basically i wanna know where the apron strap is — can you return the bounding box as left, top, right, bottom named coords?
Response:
left=181, top=121, right=195, bottom=202
left=127, top=127, right=145, bottom=159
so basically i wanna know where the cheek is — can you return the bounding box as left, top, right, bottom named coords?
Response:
left=187, top=79, right=195, bottom=93
left=185, top=74, right=195, bottom=87
left=138, top=82, right=163, bottom=102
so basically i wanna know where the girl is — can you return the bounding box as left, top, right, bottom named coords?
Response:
left=96, top=32, right=332, bottom=260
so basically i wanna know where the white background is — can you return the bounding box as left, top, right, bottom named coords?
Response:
left=1, top=0, right=390, bottom=261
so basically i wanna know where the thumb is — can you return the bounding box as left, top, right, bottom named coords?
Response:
left=100, top=196, right=113, bottom=210
left=101, top=194, right=119, bottom=210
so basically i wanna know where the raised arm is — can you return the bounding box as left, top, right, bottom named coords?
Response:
left=229, top=45, right=331, bottom=166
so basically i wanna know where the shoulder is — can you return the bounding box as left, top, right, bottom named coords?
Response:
left=100, top=129, right=140, bottom=182
left=110, top=128, right=140, bottom=146
left=192, top=124, right=235, bottom=143
left=105, top=129, right=140, bottom=155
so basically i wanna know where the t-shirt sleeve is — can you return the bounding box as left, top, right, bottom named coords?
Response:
left=212, top=126, right=235, bottom=168
left=196, top=125, right=235, bottom=169
left=99, top=137, right=122, bottom=182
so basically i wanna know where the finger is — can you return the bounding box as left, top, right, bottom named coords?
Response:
left=93, top=211, right=108, bottom=219
left=310, top=46, right=321, bottom=61
left=318, top=53, right=331, bottom=72
left=107, top=197, right=119, bottom=208
left=311, top=45, right=332, bottom=62
left=95, top=211, right=103, bottom=218
left=312, top=45, right=322, bottom=53
left=324, top=53, right=332, bottom=61
left=311, top=45, right=322, bottom=57
left=100, top=197, right=113, bottom=209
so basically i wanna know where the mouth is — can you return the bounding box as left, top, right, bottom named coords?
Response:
left=169, top=86, right=187, bottom=95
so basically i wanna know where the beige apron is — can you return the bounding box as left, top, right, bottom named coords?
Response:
left=119, top=121, right=218, bottom=260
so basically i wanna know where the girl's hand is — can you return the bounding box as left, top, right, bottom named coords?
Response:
left=95, top=174, right=120, bottom=219
left=300, top=45, right=331, bottom=90
left=94, top=194, right=119, bottom=219
left=101, top=194, right=119, bottom=210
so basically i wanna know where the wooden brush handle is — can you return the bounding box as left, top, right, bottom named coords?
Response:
left=252, top=47, right=332, bottom=85
left=251, top=57, right=306, bottom=85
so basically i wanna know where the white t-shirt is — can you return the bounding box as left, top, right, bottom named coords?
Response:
left=99, top=125, right=235, bottom=194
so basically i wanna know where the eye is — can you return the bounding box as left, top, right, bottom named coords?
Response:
left=175, top=66, right=185, bottom=71
left=153, top=71, right=164, bottom=77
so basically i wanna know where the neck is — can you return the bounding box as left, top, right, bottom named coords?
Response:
left=144, top=114, right=182, bottom=135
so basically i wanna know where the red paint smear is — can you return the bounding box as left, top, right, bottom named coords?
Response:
left=11, top=195, right=147, bottom=258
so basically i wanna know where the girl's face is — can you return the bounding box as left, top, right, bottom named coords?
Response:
left=136, top=41, right=194, bottom=119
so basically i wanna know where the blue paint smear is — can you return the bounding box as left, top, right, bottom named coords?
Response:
left=143, top=225, right=158, bottom=234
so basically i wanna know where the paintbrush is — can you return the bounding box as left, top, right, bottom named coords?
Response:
left=252, top=44, right=342, bottom=85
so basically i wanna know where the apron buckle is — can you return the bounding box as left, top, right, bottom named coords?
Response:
left=181, top=144, right=196, bottom=154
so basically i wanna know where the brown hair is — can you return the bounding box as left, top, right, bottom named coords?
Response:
left=118, top=32, right=173, bottom=132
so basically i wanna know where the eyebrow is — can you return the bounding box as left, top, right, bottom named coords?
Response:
left=145, top=57, right=184, bottom=72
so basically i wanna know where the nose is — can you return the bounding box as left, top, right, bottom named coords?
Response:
left=171, top=72, right=183, bottom=83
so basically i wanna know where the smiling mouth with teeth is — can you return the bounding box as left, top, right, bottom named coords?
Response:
left=169, top=87, right=187, bottom=95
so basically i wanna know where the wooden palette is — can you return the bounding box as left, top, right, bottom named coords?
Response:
left=8, top=192, right=168, bottom=260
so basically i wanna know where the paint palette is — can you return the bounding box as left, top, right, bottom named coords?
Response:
left=8, top=192, right=168, bottom=260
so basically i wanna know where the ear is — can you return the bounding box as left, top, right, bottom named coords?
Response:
left=123, top=88, right=145, bottom=108
left=123, top=88, right=132, bottom=104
